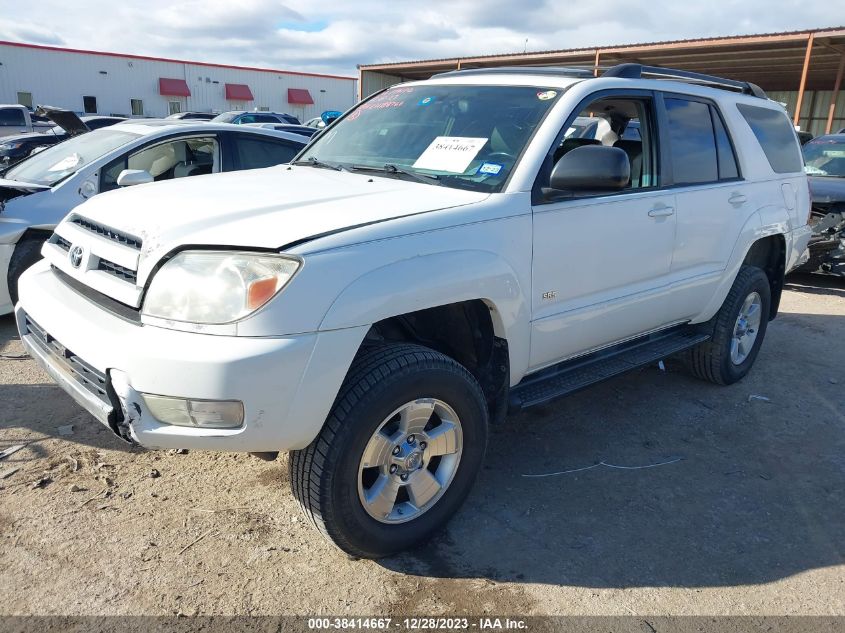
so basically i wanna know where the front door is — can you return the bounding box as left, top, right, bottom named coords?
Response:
left=529, top=91, right=678, bottom=370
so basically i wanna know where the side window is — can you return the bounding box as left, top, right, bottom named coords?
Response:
left=253, top=114, right=278, bottom=123
left=238, top=114, right=258, bottom=124
left=100, top=136, right=218, bottom=192
left=233, top=136, right=300, bottom=170
left=736, top=103, right=803, bottom=174
left=543, top=96, right=657, bottom=196
left=0, top=107, right=26, bottom=127
left=664, top=98, right=718, bottom=185
left=710, top=106, right=739, bottom=180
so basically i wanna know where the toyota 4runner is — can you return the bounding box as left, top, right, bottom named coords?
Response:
left=15, top=64, right=813, bottom=558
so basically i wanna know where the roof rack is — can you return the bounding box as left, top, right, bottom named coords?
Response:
left=602, top=63, right=766, bottom=98
left=434, top=66, right=594, bottom=79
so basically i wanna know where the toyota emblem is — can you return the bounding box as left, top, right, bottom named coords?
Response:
left=69, top=245, right=84, bottom=269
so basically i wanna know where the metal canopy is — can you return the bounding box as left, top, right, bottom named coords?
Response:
left=360, top=27, right=845, bottom=92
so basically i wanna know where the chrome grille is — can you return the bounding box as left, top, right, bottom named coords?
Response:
left=97, top=259, right=137, bottom=283
left=71, top=217, right=143, bottom=250
left=23, top=314, right=111, bottom=408
left=55, top=235, right=71, bottom=252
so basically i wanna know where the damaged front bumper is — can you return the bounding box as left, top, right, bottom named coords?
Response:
left=14, top=260, right=363, bottom=452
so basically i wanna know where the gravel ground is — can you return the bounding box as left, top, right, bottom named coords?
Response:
left=0, top=273, right=843, bottom=617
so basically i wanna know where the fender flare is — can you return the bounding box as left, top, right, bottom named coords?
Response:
left=319, top=249, right=532, bottom=382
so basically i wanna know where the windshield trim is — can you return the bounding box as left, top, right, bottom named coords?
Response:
left=293, top=83, right=571, bottom=194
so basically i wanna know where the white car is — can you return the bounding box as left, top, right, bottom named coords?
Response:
left=0, top=121, right=307, bottom=313
left=17, top=64, right=812, bottom=559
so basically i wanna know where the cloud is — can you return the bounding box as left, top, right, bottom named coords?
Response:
left=0, top=0, right=837, bottom=76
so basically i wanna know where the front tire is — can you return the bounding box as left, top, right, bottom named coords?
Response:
left=687, top=265, right=771, bottom=385
left=290, top=343, right=488, bottom=559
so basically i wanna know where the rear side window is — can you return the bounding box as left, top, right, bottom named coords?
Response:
left=664, top=98, right=718, bottom=185
left=710, top=106, right=739, bottom=180
left=736, top=103, right=802, bottom=173
left=233, top=136, right=300, bottom=169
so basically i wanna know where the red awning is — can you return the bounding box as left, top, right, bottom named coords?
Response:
left=287, top=88, right=314, bottom=105
left=225, top=83, right=254, bottom=101
left=159, top=77, right=191, bottom=97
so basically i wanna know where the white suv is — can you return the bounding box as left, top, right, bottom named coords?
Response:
left=15, top=64, right=812, bottom=558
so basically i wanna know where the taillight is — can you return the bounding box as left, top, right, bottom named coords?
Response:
left=806, top=180, right=813, bottom=225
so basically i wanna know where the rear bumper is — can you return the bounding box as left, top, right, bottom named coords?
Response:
left=786, top=223, right=813, bottom=273
left=16, top=260, right=367, bottom=451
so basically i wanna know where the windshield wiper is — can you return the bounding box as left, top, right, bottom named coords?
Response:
left=292, top=156, right=346, bottom=171
left=351, top=164, right=441, bottom=186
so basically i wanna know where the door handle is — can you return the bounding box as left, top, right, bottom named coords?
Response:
left=648, top=205, right=675, bottom=218
left=729, top=193, right=747, bottom=206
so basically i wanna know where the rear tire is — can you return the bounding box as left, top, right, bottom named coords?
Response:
left=290, top=343, right=488, bottom=559
left=687, top=265, right=771, bottom=385
left=7, top=234, right=47, bottom=305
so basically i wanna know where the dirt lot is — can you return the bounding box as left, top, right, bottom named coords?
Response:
left=0, top=274, right=843, bottom=618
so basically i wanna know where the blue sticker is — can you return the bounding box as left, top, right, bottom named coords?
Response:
left=477, top=162, right=503, bottom=175
left=418, top=96, right=436, bottom=106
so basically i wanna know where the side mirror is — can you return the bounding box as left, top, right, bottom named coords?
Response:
left=116, top=169, right=153, bottom=187
left=548, top=145, right=630, bottom=195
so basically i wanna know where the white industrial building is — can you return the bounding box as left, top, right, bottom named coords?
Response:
left=0, top=40, right=358, bottom=121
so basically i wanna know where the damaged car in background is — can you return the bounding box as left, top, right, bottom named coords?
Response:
left=800, top=133, right=845, bottom=275
left=0, top=107, right=127, bottom=166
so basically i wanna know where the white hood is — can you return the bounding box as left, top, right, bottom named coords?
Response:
left=75, top=165, right=488, bottom=260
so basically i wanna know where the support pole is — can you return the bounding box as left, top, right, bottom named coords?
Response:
left=825, top=53, right=845, bottom=134
left=594, top=50, right=601, bottom=77
left=794, top=33, right=815, bottom=127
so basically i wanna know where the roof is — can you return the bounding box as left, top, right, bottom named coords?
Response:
left=110, top=119, right=308, bottom=144
left=359, top=26, right=845, bottom=91
left=0, top=39, right=356, bottom=82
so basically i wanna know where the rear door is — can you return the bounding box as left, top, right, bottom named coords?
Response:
left=657, top=93, right=749, bottom=321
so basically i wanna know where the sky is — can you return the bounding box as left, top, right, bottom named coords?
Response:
left=0, top=1, right=840, bottom=77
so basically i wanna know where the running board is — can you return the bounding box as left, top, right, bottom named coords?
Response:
left=509, top=326, right=710, bottom=411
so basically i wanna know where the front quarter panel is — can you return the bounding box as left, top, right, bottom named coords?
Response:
left=315, top=216, right=533, bottom=384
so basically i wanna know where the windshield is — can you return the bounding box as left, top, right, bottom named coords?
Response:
left=803, top=138, right=845, bottom=177
left=299, top=84, right=563, bottom=192
left=210, top=112, right=240, bottom=123
left=5, top=128, right=140, bottom=186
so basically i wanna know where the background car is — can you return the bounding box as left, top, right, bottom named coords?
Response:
left=0, top=120, right=307, bottom=313
left=799, top=133, right=845, bottom=275
left=211, top=111, right=300, bottom=125
left=243, top=122, right=318, bottom=138
left=165, top=112, right=217, bottom=121
left=305, top=110, right=343, bottom=129
left=0, top=114, right=126, bottom=165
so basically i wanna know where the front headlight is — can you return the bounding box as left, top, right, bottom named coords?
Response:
left=0, top=142, right=23, bottom=151
left=142, top=250, right=300, bottom=324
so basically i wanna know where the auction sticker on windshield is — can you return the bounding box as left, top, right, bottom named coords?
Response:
left=413, top=137, right=488, bottom=173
